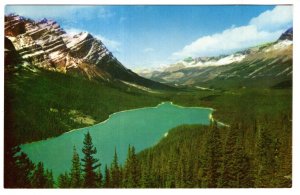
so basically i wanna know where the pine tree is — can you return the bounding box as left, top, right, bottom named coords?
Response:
left=81, top=131, right=100, bottom=188
left=104, top=164, right=111, bottom=188
left=110, top=147, right=121, bottom=188
left=201, top=122, right=223, bottom=188
left=4, top=146, right=34, bottom=188
left=45, top=170, right=54, bottom=188
left=255, top=127, right=274, bottom=187
left=175, top=157, right=185, bottom=187
left=70, top=146, right=81, bottom=187
left=141, top=151, right=155, bottom=188
left=123, top=146, right=141, bottom=188
left=141, top=161, right=152, bottom=188
left=15, top=151, right=35, bottom=188
left=220, top=126, right=254, bottom=188
left=58, top=172, right=70, bottom=188
left=220, top=127, right=239, bottom=187
left=95, top=167, right=103, bottom=187
left=235, top=139, right=253, bottom=187
left=123, top=146, right=131, bottom=187
left=31, top=162, right=47, bottom=188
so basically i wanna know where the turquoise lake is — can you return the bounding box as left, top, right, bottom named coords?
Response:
left=21, top=102, right=213, bottom=178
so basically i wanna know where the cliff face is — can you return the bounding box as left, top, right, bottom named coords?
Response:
left=4, top=14, right=117, bottom=79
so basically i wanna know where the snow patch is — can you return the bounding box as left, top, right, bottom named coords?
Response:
left=264, top=40, right=293, bottom=53
left=181, top=54, right=246, bottom=68
left=195, top=86, right=215, bottom=91
left=22, top=50, right=44, bottom=58
left=66, top=32, right=89, bottom=48
left=121, top=81, right=160, bottom=94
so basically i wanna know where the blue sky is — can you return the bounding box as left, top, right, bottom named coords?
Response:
left=5, top=5, right=293, bottom=69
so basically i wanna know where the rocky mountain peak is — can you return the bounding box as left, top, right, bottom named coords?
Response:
left=4, top=14, right=171, bottom=90
left=5, top=14, right=116, bottom=78
left=279, top=27, right=293, bottom=41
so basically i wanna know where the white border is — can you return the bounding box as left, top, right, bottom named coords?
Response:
left=1, top=1, right=299, bottom=195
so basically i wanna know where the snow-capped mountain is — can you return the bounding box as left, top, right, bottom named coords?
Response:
left=4, top=14, right=170, bottom=90
left=138, top=28, right=293, bottom=87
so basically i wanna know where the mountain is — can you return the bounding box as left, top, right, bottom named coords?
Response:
left=4, top=14, right=172, bottom=90
left=5, top=14, right=176, bottom=146
left=279, top=27, right=293, bottom=41
left=138, top=28, right=293, bottom=88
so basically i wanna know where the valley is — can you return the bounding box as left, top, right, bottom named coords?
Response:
left=4, top=8, right=292, bottom=189
left=137, top=28, right=292, bottom=89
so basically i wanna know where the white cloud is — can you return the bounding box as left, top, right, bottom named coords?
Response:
left=172, top=5, right=293, bottom=60
left=143, top=48, right=155, bottom=53
left=65, top=28, right=121, bottom=53
left=250, top=6, right=293, bottom=31
left=172, top=25, right=284, bottom=59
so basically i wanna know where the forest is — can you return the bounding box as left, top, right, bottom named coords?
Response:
left=5, top=111, right=292, bottom=188
left=4, top=66, right=292, bottom=188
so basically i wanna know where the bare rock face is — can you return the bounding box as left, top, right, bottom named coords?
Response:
left=4, top=14, right=115, bottom=79
left=279, top=27, right=293, bottom=41
left=4, top=37, right=22, bottom=70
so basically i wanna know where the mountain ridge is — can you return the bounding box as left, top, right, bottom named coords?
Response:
left=137, top=28, right=293, bottom=88
left=4, top=14, right=172, bottom=90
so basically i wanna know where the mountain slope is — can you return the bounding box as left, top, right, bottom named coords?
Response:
left=4, top=14, right=178, bottom=147
left=4, top=14, right=172, bottom=90
left=138, top=28, right=293, bottom=88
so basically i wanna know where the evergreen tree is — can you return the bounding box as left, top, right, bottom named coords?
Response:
left=96, top=167, right=103, bottom=187
left=123, top=146, right=141, bottom=188
left=31, top=162, right=48, bottom=188
left=104, top=164, right=111, bottom=188
left=81, top=131, right=100, bottom=188
left=140, top=162, right=152, bottom=188
left=15, top=151, right=35, bottom=188
left=70, top=146, right=81, bottom=187
left=110, top=147, right=122, bottom=188
left=175, top=157, right=185, bottom=187
left=45, top=170, right=54, bottom=188
left=220, top=127, right=239, bottom=187
left=4, top=146, right=34, bottom=188
left=235, top=139, right=253, bottom=187
left=255, top=127, right=274, bottom=187
left=142, top=151, right=156, bottom=188
left=58, top=172, right=70, bottom=188
left=201, top=122, right=223, bottom=188
left=220, top=126, right=254, bottom=188
left=123, top=146, right=131, bottom=187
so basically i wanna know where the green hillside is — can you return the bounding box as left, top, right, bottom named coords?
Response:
left=4, top=67, right=168, bottom=146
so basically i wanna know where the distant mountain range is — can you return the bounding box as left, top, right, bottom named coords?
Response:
left=4, top=14, right=293, bottom=90
left=4, top=14, right=171, bottom=90
left=138, top=28, right=293, bottom=88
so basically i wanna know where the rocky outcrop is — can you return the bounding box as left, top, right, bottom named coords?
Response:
left=4, top=14, right=116, bottom=79
left=4, top=37, right=23, bottom=69
left=279, top=28, right=293, bottom=41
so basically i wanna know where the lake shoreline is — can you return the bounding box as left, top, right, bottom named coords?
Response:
left=20, top=101, right=215, bottom=146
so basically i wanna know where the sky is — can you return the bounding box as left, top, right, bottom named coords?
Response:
left=5, top=5, right=293, bottom=69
